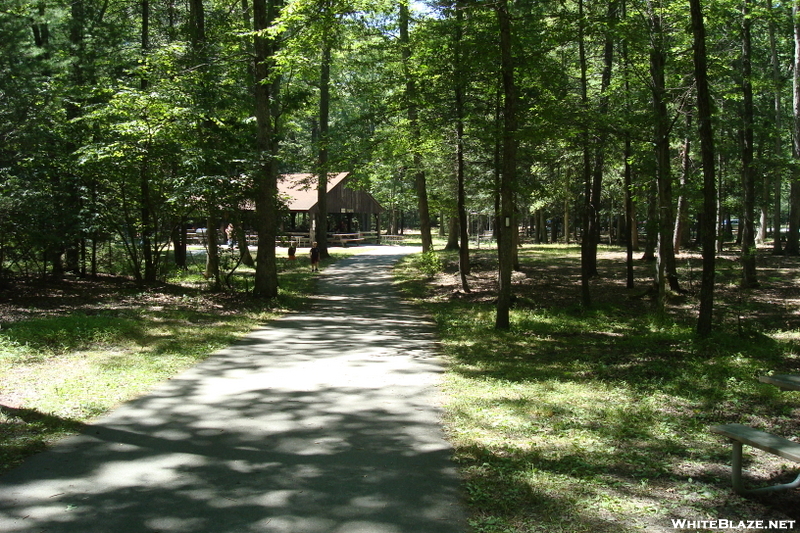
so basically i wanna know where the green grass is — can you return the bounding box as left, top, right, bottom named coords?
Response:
left=0, top=251, right=348, bottom=474
left=395, top=246, right=800, bottom=533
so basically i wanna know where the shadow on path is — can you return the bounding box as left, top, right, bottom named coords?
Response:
left=0, top=247, right=467, bottom=533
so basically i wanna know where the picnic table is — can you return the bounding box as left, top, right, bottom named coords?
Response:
left=758, top=374, right=800, bottom=392
left=329, top=233, right=364, bottom=246
left=711, top=372, right=800, bottom=494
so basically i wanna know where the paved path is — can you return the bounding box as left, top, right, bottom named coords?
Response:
left=0, top=247, right=467, bottom=533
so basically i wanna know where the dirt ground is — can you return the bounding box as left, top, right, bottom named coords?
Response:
left=0, top=275, right=253, bottom=325
left=430, top=245, right=800, bottom=333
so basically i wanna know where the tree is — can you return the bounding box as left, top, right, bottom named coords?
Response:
left=767, top=0, right=784, bottom=256
left=400, top=1, right=433, bottom=253
left=454, top=0, right=470, bottom=293
left=788, top=0, right=800, bottom=255
left=495, top=0, right=517, bottom=330
left=740, top=0, right=759, bottom=288
left=691, top=0, right=717, bottom=336
left=316, top=25, right=332, bottom=259
left=646, top=0, right=681, bottom=311
left=252, top=0, right=283, bottom=298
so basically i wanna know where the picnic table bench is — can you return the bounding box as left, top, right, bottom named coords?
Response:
left=330, top=233, right=364, bottom=246
left=711, top=424, right=800, bottom=494
left=381, top=234, right=405, bottom=243
left=711, top=373, right=800, bottom=495
left=758, top=374, right=800, bottom=391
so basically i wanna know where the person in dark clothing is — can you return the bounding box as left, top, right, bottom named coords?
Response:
left=309, top=242, right=320, bottom=272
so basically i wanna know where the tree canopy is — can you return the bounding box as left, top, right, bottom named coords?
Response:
left=1, top=0, right=796, bottom=333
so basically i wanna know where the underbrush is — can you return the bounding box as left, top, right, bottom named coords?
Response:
left=397, top=245, right=800, bottom=533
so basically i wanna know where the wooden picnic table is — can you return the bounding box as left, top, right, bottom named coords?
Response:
left=711, top=373, right=800, bottom=494
left=329, top=233, right=364, bottom=246
left=758, top=374, right=800, bottom=392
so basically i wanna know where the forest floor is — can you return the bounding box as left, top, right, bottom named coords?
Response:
left=396, top=242, right=800, bottom=533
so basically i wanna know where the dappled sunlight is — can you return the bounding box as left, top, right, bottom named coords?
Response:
left=395, top=246, right=800, bottom=531
left=0, top=247, right=465, bottom=533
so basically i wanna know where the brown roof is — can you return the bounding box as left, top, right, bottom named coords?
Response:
left=278, top=172, right=350, bottom=211
left=277, top=172, right=384, bottom=215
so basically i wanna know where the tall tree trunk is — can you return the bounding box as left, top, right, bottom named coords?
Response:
left=63, top=0, right=86, bottom=276
left=586, top=0, right=618, bottom=277
left=622, top=0, right=635, bottom=289
left=400, top=2, right=432, bottom=253
left=191, top=0, right=219, bottom=287
left=252, top=0, right=282, bottom=298
left=454, top=1, right=470, bottom=292
left=740, top=0, right=759, bottom=288
left=789, top=0, right=800, bottom=256
left=691, top=0, right=717, bottom=337
left=496, top=0, right=517, bottom=330
left=674, top=115, right=691, bottom=255
left=139, top=0, right=156, bottom=283
left=648, top=3, right=680, bottom=310
left=625, top=137, right=635, bottom=289
left=316, top=36, right=331, bottom=259
left=769, top=0, right=783, bottom=254
left=189, top=0, right=204, bottom=44
left=578, top=0, right=592, bottom=307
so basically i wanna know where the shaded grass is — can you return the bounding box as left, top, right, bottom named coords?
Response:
left=396, top=246, right=800, bottom=533
left=0, top=252, right=346, bottom=474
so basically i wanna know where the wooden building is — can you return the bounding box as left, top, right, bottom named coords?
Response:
left=278, top=172, right=384, bottom=236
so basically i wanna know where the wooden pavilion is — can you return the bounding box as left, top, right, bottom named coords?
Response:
left=277, top=172, right=384, bottom=242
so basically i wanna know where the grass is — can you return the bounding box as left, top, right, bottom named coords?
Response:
left=0, top=251, right=348, bottom=474
left=395, top=244, right=800, bottom=533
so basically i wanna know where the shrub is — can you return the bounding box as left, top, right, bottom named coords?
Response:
left=417, top=251, right=443, bottom=278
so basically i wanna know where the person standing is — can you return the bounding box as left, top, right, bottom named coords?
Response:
left=309, top=241, right=320, bottom=272
left=225, top=223, right=235, bottom=247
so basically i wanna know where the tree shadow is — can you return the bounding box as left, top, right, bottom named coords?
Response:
left=0, top=249, right=467, bottom=533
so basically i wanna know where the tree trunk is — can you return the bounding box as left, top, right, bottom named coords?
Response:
left=789, top=0, right=800, bottom=256
left=205, top=214, right=221, bottom=290
left=625, top=138, right=635, bottom=288
left=586, top=0, right=618, bottom=277
left=173, top=218, right=187, bottom=269
left=691, top=0, right=717, bottom=337
left=235, top=221, right=255, bottom=267
left=400, top=2, right=432, bottom=253
left=252, top=0, right=282, bottom=298
left=674, top=115, right=691, bottom=255
left=578, top=0, right=592, bottom=307
left=740, top=0, right=759, bottom=288
left=139, top=0, right=157, bottom=283
left=445, top=217, right=460, bottom=250
left=455, top=2, right=470, bottom=291
left=648, top=3, right=680, bottom=310
left=316, top=36, right=331, bottom=259
left=768, top=0, right=783, bottom=254
left=642, top=180, right=657, bottom=262
left=496, top=0, right=517, bottom=330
